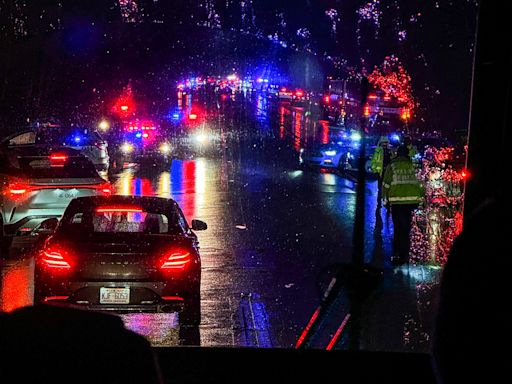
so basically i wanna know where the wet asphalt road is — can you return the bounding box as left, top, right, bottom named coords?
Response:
left=0, top=93, right=441, bottom=350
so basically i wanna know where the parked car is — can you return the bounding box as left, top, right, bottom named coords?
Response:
left=299, top=143, right=349, bottom=169
left=33, top=195, right=207, bottom=325
left=0, top=146, right=112, bottom=252
left=1, top=126, right=110, bottom=173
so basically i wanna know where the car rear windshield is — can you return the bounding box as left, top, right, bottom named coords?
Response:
left=35, top=129, right=103, bottom=146
left=63, top=208, right=185, bottom=235
left=2, top=155, right=99, bottom=179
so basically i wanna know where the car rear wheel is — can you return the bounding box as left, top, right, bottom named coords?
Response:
left=33, top=282, right=45, bottom=305
left=337, top=157, right=347, bottom=173
left=0, top=216, right=12, bottom=256
left=181, top=290, right=201, bottom=326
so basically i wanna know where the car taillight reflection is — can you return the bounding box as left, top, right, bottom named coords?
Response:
left=160, top=250, right=191, bottom=270
left=40, top=244, right=73, bottom=271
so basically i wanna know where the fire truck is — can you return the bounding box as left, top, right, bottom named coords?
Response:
left=322, top=78, right=410, bottom=136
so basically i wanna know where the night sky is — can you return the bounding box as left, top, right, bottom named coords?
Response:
left=0, top=1, right=478, bottom=136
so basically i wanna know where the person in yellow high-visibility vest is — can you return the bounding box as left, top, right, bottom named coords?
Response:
left=403, top=135, right=418, bottom=159
left=382, top=145, right=424, bottom=265
left=371, top=136, right=392, bottom=206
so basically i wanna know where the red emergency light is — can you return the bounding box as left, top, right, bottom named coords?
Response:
left=112, top=96, right=135, bottom=117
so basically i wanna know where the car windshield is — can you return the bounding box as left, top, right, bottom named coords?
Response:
left=0, top=0, right=479, bottom=359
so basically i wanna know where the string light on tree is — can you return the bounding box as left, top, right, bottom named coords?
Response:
left=356, top=0, right=381, bottom=43
left=119, top=0, right=141, bottom=23
left=410, top=146, right=466, bottom=265
left=368, top=55, right=416, bottom=113
left=325, top=8, right=340, bottom=37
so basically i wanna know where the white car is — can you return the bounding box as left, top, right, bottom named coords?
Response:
left=0, top=146, right=112, bottom=252
left=299, top=144, right=348, bottom=169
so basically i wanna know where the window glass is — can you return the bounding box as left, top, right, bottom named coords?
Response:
left=0, top=1, right=478, bottom=354
left=9, top=132, right=36, bottom=145
left=91, top=211, right=168, bottom=233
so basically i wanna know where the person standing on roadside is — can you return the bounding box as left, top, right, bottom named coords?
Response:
left=403, top=135, right=418, bottom=159
left=382, top=145, right=424, bottom=265
left=371, top=135, right=393, bottom=206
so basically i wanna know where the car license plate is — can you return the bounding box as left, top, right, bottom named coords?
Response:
left=99, top=287, right=130, bottom=304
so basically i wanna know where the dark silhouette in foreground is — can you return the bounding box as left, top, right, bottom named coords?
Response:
left=0, top=304, right=162, bottom=383
left=432, top=193, right=509, bottom=383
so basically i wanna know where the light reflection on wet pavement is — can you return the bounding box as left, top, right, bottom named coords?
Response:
left=0, top=97, right=442, bottom=351
left=119, top=313, right=180, bottom=347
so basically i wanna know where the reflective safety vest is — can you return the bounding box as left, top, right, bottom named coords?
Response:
left=382, top=157, right=424, bottom=205
left=371, top=146, right=392, bottom=176
left=371, top=147, right=384, bottom=176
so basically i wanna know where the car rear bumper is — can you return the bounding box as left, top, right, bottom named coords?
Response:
left=35, top=278, right=199, bottom=308
left=44, top=301, right=185, bottom=314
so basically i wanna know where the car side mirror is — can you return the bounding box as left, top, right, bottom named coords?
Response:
left=191, top=219, right=207, bottom=231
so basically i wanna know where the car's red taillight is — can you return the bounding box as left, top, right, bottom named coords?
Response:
left=97, top=182, right=114, bottom=195
left=49, top=153, right=68, bottom=167
left=8, top=182, right=30, bottom=195
left=6, top=181, right=35, bottom=200
left=160, top=249, right=191, bottom=271
left=40, top=244, right=73, bottom=271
